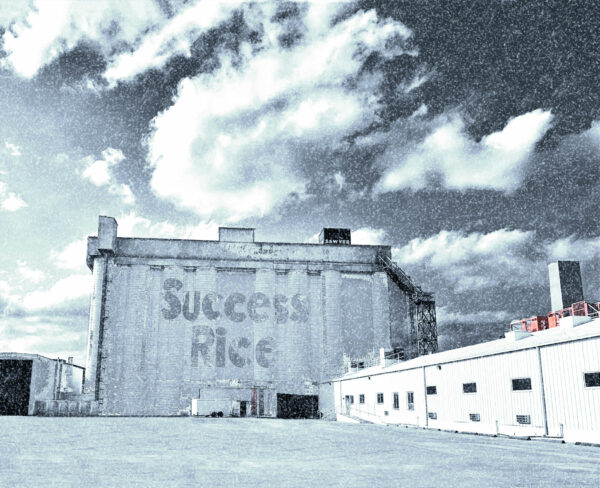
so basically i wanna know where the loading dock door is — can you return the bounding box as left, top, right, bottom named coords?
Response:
left=0, top=360, right=33, bottom=416
left=276, top=394, right=319, bottom=419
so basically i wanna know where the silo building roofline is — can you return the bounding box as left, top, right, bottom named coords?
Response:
left=86, top=217, right=391, bottom=271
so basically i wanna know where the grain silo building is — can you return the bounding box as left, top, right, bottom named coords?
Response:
left=84, top=216, right=420, bottom=417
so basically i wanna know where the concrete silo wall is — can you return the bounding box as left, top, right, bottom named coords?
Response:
left=86, top=233, right=397, bottom=416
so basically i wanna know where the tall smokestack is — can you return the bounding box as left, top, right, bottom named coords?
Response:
left=548, top=261, right=584, bottom=311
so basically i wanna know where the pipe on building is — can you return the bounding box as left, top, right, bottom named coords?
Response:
left=536, top=346, right=549, bottom=436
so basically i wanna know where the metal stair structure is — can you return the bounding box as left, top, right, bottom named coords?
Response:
left=377, top=251, right=438, bottom=358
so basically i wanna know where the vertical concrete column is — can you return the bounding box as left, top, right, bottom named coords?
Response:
left=289, top=269, right=311, bottom=387
left=322, top=269, right=342, bottom=380
left=180, top=266, right=198, bottom=410
left=281, top=269, right=310, bottom=393
left=308, top=272, right=324, bottom=382
left=138, top=265, right=158, bottom=415
left=84, top=255, right=107, bottom=398
left=145, top=266, right=163, bottom=414
left=372, top=271, right=392, bottom=352
left=189, top=267, right=217, bottom=385
left=254, top=268, right=276, bottom=385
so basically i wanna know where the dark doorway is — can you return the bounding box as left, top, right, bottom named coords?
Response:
left=0, top=360, right=33, bottom=416
left=258, top=389, right=264, bottom=416
left=240, top=401, right=247, bottom=417
left=276, top=394, right=319, bottom=419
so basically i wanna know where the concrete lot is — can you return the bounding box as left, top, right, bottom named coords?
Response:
left=1, top=418, right=598, bottom=487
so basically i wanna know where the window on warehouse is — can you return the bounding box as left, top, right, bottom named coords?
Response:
left=393, top=392, right=399, bottom=409
left=359, top=394, right=365, bottom=404
left=407, top=391, right=414, bottom=410
left=584, top=372, right=600, bottom=387
left=377, top=393, right=384, bottom=404
left=426, top=386, right=437, bottom=395
left=463, top=382, right=477, bottom=393
left=512, top=378, right=532, bottom=391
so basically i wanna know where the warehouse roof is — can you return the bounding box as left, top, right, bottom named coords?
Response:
left=338, top=317, right=600, bottom=381
left=0, top=352, right=85, bottom=369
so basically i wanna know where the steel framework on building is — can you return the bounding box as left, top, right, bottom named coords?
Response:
left=377, top=251, right=438, bottom=357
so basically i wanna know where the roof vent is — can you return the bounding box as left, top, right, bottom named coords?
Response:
left=219, top=227, right=255, bottom=242
left=319, top=228, right=351, bottom=245
left=504, top=330, right=532, bottom=342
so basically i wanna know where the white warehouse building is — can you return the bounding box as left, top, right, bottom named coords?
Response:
left=334, top=317, right=600, bottom=444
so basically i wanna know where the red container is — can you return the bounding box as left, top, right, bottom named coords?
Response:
left=525, top=316, right=549, bottom=332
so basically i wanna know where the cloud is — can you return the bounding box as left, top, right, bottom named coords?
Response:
left=0, top=315, right=87, bottom=365
left=116, top=211, right=218, bottom=240
left=148, top=5, right=413, bottom=222
left=4, top=141, right=21, bottom=156
left=436, top=306, right=513, bottom=325
left=104, top=0, right=243, bottom=84
left=546, top=235, right=600, bottom=261
left=0, top=181, right=27, bottom=211
left=16, top=261, right=45, bottom=284
left=1, top=270, right=91, bottom=320
left=1, top=192, right=27, bottom=211
left=50, top=238, right=88, bottom=272
left=586, top=120, right=600, bottom=146
left=375, top=109, right=553, bottom=193
left=333, top=172, right=345, bottom=192
left=80, top=148, right=134, bottom=204
left=392, top=228, right=541, bottom=292
left=1, top=0, right=165, bottom=78
left=352, top=227, right=387, bottom=245
left=20, top=274, right=91, bottom=314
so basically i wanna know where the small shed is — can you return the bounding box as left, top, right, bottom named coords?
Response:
left=0, top=353, right=85, bottom=415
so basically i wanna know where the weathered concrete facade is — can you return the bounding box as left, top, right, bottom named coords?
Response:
left=85, top=217, right=399, bottom=416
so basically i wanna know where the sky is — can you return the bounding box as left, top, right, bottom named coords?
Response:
left=0, top=0, right=599, bottom=365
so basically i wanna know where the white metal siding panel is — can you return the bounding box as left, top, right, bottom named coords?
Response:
left=541, top=337, right=600, bottom=436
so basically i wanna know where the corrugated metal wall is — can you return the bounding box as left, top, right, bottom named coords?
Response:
left=541, top=338, right=600, bottom=438
left=336, top=335, right=600, bottom=443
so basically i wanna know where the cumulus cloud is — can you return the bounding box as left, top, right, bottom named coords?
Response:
left=0, top=181, right=27, bottom=211
left=80, top=148, right=134, bottom=204
left=1, top=192, right=27, bottom=211
left=546, top=235, right=600, bottom=261
left=4, top=141, right=21, bottom=156
left=436, top=306, right=513, bottom=325
left=352, top=227, right=387, bottom=245
left=0, top=315, right=87, bottom=365
left=148, top=4, right=413, bottom=222
left=392, top=229, right=542, bottom=292
left=50, top=238, right=88, bottom=272
left=1, top=0, right=165, bottom=78
left=20, top=274, right=91, bottom=314
left=16, top=261, right=45, bottom=284
left=375, top=109, right=553, bottom=193
left=1, top=271, right=91, bottom=320
left=116, top=211, right=218, bottom=240
left=1, top=0, right=253, bottom=83
left=104, top=0, right=243, bottom=84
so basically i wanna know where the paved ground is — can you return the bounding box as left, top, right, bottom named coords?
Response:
left=1, top=418, right=599, bottom=487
